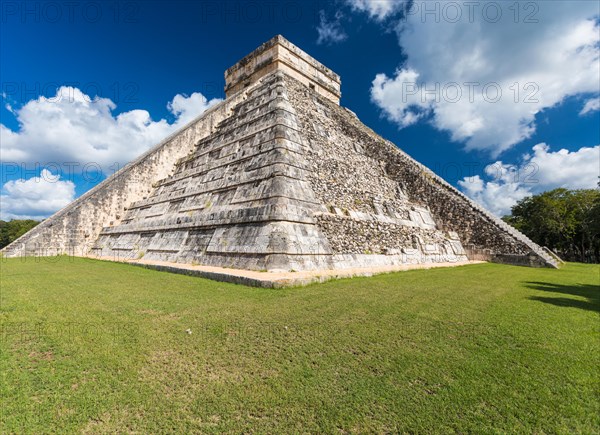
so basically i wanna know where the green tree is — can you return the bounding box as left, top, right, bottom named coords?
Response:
left=0, top=219, right=41, bottom=250
left=503, top=188, right=600, bottom=263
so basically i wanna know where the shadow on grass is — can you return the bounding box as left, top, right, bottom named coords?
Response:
left=525, top=281, right=600, bottom=313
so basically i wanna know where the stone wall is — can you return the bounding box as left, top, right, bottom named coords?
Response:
left=316, top=214, right=462, bottom=256
left=284, top=75, right=557, bottom=268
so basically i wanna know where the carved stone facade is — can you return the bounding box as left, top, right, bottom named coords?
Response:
left=2, top=36, right=558, bottom=271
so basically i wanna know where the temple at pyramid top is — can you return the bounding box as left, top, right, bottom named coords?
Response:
left=224, top=35, right=342, bottom=104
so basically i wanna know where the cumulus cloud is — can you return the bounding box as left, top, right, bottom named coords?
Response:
left=371, top=68, right=431, bottom=127
left=346, top=0, right=406, bottom=21
left=316, top=10, right=348, bottom=45
left=458, top=143, right=600, bottom=216
left=369, top=1, right=600, bottom=155
left=167, top=91, right=219, bottom=125
left=0, top=86, right=220, bottom=220
left=0, top=169, right=75, bottom=220
left=580, top=97, right=600, bottom=115
left=0, top=86, right=221, bottom=171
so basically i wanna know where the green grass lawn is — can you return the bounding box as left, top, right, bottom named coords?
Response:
left=1, top=257, right=598, bottom=433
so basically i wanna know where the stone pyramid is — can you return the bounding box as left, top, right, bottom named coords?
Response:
left=2, top=36, right=559, bottom=272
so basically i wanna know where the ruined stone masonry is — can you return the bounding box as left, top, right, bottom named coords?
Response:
left=2, top=35, right=559, bottom=272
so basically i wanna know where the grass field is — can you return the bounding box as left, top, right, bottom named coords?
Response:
left=0, top=257, right=598, bottom=433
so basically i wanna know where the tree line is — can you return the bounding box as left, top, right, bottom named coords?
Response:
left=503, top=188, right=600, bottom=263
left=0, top=220, right=40, bottom=250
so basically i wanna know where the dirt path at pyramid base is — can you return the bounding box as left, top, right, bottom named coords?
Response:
left=87, top=256, right=485, bottom=288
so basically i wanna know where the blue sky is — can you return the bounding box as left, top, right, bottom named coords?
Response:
left=1, top=0, right=599, bottom=219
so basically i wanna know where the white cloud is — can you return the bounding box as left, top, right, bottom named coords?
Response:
left=0, top=169, right=75, bottom=220
left=580, top=97, right=600, bottom=115
left=316, top=10, right=348, bottom=45
left=369, top=1, right=600, bottom=155
left=167, top=91, right=218, bottom=125
left=371, top=68, right=431, bottom=127
left=0, top=86, right=221, bottom=171
left=458, top=143, right=600, bottom=216
left=346, top=0, right=406, bottom=21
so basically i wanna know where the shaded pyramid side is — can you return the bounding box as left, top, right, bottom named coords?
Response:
left=280, top=74, right=557, bottom=268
